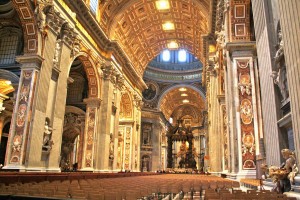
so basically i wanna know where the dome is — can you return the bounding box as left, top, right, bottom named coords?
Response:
left=144, top=49, right=203, bottom=82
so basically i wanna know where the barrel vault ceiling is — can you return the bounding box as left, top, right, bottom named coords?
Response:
left=159, top=87, right=205, bottom=121
left=99, top=0, right=212, bottom=77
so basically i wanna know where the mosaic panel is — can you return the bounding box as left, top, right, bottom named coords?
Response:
left=84, top=107, right=96, bottom=168
left=10, top=70, right=37, bottom=164
left=124, top=126, right=132, bottom=170
left=236, top=59, right=256, bottom=169
left=230, top=0, right=251, bottom=41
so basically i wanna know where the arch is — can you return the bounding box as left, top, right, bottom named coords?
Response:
left=11, top=0, right=39, bottom=54
left=65, top=106, right=86, bottom=116
left=157, top=84, right=206, bottom=109
left=104, top=0, right=210, bottom=38
left=62, top=106, right=86, bottom=170
left=99, top=0, right=210, bottom=75
left=0, top=69, right=20, bottom=85
left=68, top=52, right=101, bottom=99
left=0, top=70, right=16, bottom=98
left=172, top=105, right=200, bottom=121
left=120, top=92, right=133, bottom=119
left=141, top=154, right=151, bottom=172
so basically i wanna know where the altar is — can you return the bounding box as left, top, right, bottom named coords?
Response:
left=166, top=120, right=205, bottom=170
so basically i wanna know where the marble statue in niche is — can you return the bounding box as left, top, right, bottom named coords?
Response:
left=142, top=123, right=152, bottom=145
left=109, top=133, right=114, bottom=168
left=53, top=39, right=62, bottom=68
left=272, top=29, right=289, bottom=102
left=271, top=65, right=288, bottom=101
left=42, top=117, right=53, bottom=152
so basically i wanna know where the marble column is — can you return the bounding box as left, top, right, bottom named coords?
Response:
left=277, top=0, right=300, bottom=192
left=207, top=68, right=222, bottom=173
left=95, top=62, right=116, bottom=171
left=4, top=55, right=42, bottom=170
left=132, top=94, right=142, bottom=171
left=112, top=75, right=124, bottom=172
left=251, top=0, right=282, bottom=167
left=226, top=43, right=259, bottom=179
left=151, top=122, right=162, bottom=171
left=81, top=98, right=101, bottom=171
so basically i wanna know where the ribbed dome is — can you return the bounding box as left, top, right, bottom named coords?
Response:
left=143, top=50, right=203, bottom=82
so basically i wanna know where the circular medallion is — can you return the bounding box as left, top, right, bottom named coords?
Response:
left=142, top=82, right=157, bottom=101
left=240, top=99, right=253, bottom=124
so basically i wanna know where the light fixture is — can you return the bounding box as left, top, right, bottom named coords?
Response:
left=162, top=22, right=175, bottom=31
left=179, top=87, right=187, bottom=92
left=167, top=41, right=178, bottom=49
left=155, top=0, right=170, bottom=10
left=181, top=93, right=188, bottom=97
left=182, top=99, right=189, bottom=103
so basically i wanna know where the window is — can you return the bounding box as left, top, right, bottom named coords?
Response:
left=178, top=49, right=187, bottom=62
left=90, top=0, right=98, bottom=14
left=0, top=28, right=22, bottom=65
left=162, top=50, right=170, bottom=62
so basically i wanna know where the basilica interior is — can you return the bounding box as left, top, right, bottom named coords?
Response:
left=0, top=0, right=300, bottom=199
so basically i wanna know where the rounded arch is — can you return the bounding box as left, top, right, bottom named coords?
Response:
left=172, top=105, right=200, bottom=120
left=0, top=69, right=19, bottom=97
left=11, top=0, right=39, bottom=54
left=157, top=84, right=206, bottom=109
left=120, top=92, right=133, bottom=119
left=62, top=106, right=86, bottom=170
left=65, top=106, right=86, bottom=116
left=0, top=69, right=20, bottom=85
left=104, top=0, right=210, bottom=39
left=68, top=52, right=101, bottom=99
left=99, top=0, right=211, bottom=75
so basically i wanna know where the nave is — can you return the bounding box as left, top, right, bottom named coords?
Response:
left=0, top=173, right=297, bottom=200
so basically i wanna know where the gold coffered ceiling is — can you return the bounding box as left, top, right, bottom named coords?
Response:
left=99, top=0, right=211, bottom=77
left=159, top=87, right=205, bottom=120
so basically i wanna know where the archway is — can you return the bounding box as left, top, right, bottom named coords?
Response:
left=141, top=154, right=151, bottom=172
left=60, top=54, right=100, bottom=170
left=60, top=106, right=85, bottom=171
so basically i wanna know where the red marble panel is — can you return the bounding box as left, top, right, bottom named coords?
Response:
left=237, top=59, right=256, bottom=170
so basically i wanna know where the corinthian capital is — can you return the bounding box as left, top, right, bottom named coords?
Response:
left=33, top=0, right=53, bottom=31
left=133, top=93, right=143, bottom=110
left=46, top=7, right=66, bottom=35
left=101, top=62, right=114, bottom=80
left=61, top=23, right=79, bottom=48
left=116, top=74, right=125, bottom=90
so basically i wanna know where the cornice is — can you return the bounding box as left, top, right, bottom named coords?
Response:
left=58, top=0, right=146, bottom=92
left=225, top=42, right=257, bottom=56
